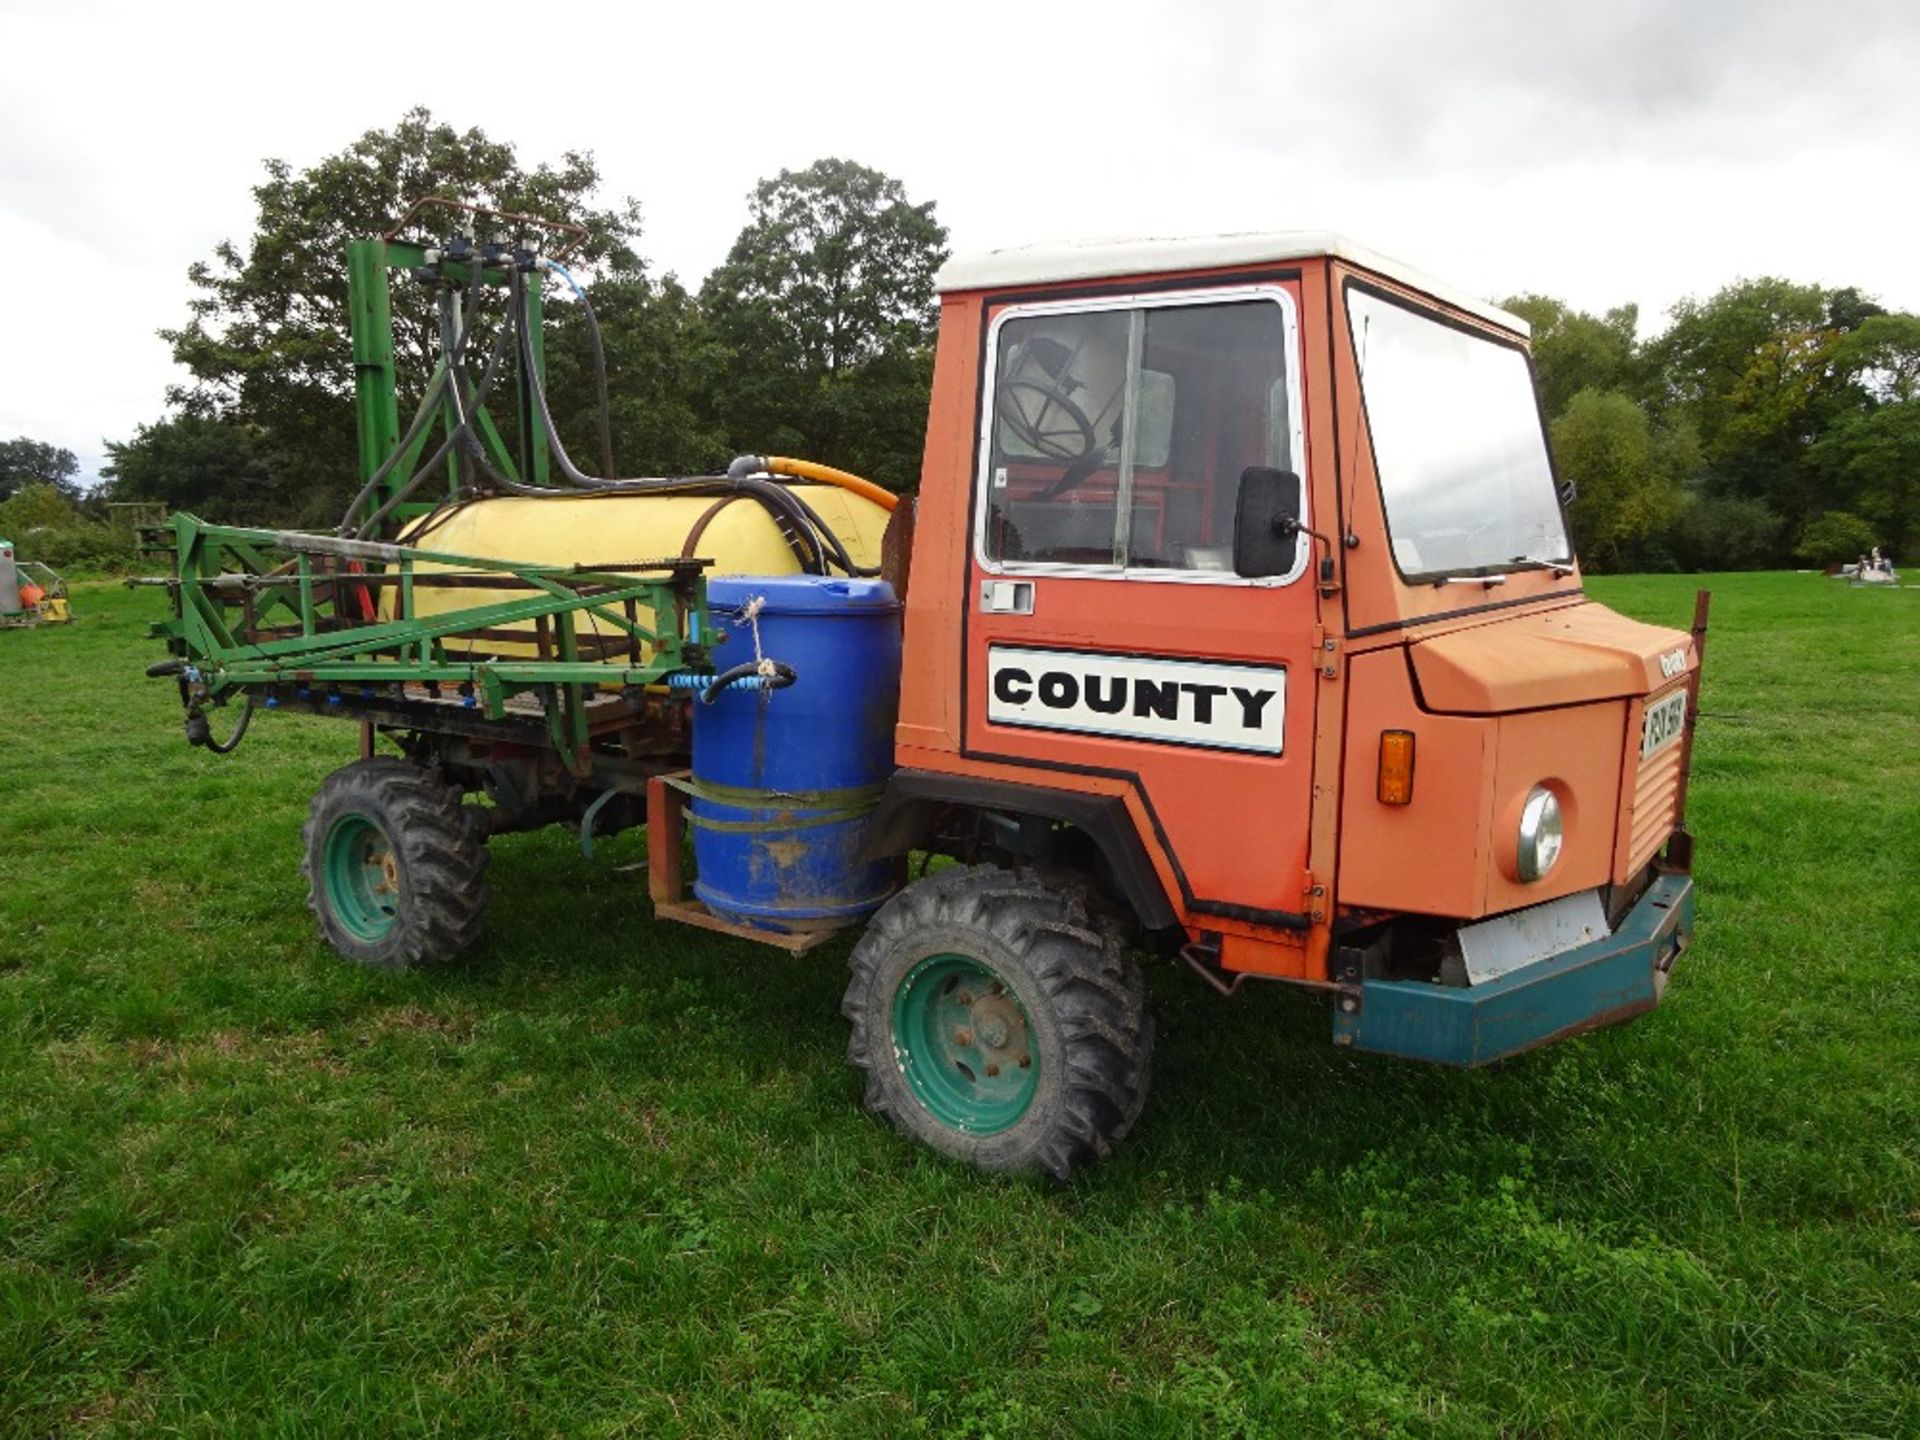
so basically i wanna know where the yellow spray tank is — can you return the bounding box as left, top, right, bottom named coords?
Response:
left=399, top=461, right=896, bottom=663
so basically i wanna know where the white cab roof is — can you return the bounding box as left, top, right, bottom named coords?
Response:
left=934, top=230, right=1528, bottom=336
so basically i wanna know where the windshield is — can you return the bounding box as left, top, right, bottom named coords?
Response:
left=1348, top=285, right=1570, bottom=579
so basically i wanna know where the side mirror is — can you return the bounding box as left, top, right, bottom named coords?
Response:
left=1233, top=466, right=1305, bottom=578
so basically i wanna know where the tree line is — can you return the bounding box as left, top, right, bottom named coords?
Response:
left=6, top=109, right=1913, bottom=572
left=1506, top=285, right=1917, bottom=570
left=91, top=109, right=945, bottom=536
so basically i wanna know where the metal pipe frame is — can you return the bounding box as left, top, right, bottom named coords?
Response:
left=151, top=514, right=712, bottom=776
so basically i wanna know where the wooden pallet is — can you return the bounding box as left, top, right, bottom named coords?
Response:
left=645, top=771, right=851, bottom=955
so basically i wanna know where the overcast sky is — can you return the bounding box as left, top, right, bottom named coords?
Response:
left=3, top=0, right=1916, bottom=484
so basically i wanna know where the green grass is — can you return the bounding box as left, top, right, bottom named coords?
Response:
left=1, top=573, right=1915, bottom=1437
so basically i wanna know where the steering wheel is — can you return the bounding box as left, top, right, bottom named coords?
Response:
left=996, top=378, right=1098, bottom=462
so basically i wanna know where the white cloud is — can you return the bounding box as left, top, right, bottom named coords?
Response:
left=2, top=0, right=1915, bottom=482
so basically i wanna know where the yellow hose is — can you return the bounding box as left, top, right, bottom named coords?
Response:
left=765, top=456, right=899, bottom=512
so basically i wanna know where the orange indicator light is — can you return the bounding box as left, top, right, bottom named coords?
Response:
left=1378, top=730, right=1415, bottom=806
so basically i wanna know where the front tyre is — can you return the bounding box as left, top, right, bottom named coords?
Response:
left=843, top=866, right=1153, bottom=1179
left=300, top=758, right=490, bottom=969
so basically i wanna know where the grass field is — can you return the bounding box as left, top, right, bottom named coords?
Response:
left=1, top=572, right=1915, bottom=1437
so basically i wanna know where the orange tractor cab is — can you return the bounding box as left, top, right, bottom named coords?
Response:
left=846, top=233, right=1700, bottom=1171
left=148, top=222, right=1702, bottom=1181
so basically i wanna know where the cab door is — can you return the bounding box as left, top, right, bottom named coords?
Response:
left=960, top=283, right=1321, bottom=924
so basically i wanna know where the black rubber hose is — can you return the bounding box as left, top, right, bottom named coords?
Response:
left=514, top=266, right=608, bottom=490
left=352, top=302, right=519, bottom=538
left=757, top=479, right=873, bottom=577
left=571, top=275, right=616, bottom=480
left=730, top=478, right=825, bottom=572
left=499, top=269, right=837, bottom=571
left=368, top=268, right=868, bottom=582
left=339, top=253, right=490, bottom=533
left=338, top=369, right=453, bottom=533
left=195, top=696, right=254, bottom=755
left=700, top=659, right=796, bottom=706
left=721, top=456, right=877, bottom=577
left=446, top=266, right=484, bottom=494
left=511, top=268, right=721, bottom=497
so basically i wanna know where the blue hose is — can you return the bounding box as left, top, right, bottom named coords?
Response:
left=542, top=259, right=587, bottom=303
left=666, top=664, right=798, bottom=702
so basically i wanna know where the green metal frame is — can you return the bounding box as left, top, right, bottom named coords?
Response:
left=148, top=223, right=707, bottom=774
left=152, top=513, right=710, bottom=771
left=345, top=237, right=548, bottom=536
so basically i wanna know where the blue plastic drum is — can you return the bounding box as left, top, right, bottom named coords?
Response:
left=690, top=575, right=902, bottom=932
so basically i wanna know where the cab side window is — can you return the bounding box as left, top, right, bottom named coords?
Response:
left=983, top=297, right=1294, bottom=574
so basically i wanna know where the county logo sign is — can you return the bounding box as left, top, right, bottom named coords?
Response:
left=986, top=646, right=1286, bottom=754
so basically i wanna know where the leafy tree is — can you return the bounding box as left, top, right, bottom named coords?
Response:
left=0, top=437, right=81, bottom=503
left=1826, top=287, right=1886, bottom=333
left=1834, top=313, right=1920, bottom=405
left=543, top=274, right=727, bottom=478
left=0, top=482, right=75, bottom=534
left=101, top=416, right=286, bottom=525
left=1550, top=389, right=1684, bottom=572
left=1811, top=401, right=1920, bottom=557
left=1501, top=295, right=1641, bottom=417
left=1505, top=282, right=1920, bottom=569
left=0, top=483, right=131, bottom=571
left=1660, top=494, right=1783, bottom=571
left=702, top=159, right=949, bottom=490
left=1626, top=282, right=1920, bottom=566
left=1793, top=510, right=1880, bottom=566
left=162, top=108, right=645, bottom=520
left=1713, top=323, right=1854, bottom=516
left=1645, top=277, right=1830, bottom=432
left=1641, top=278, right=1844, bottom=519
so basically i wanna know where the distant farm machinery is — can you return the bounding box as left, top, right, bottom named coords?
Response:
left=0, top=538, right=70, bottom=627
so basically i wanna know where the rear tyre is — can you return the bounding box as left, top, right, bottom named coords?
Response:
left=843, top=865, right=1154, bottom=1179
left=300, top=758, right=490, bottom=969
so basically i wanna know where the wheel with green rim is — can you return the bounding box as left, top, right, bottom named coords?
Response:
left=892, top=953, right=1041, bottom=1135
left=300, top=758, right=489, bottom=969
left=322, top=815, right=402, bottom=943
left=844, top=866, right=1154, bottom=1179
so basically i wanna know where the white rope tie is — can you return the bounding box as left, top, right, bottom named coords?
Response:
left=741, top=594, right=778, bottom=682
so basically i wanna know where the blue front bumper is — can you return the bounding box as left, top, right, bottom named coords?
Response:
left=1332, top=871, right=1694, bottom=1067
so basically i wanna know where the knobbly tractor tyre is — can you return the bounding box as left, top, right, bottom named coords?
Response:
left=299, top=758, right=490, bottom=969
left=843, top=866, right=1154, bottom=1179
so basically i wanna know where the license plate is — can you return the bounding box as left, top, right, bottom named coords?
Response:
left=1641, top=689, right=1687, bottom=760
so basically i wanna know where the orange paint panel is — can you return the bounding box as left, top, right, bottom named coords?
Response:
left=1338, top=648, right=1494, bottom=915
left=1218, top=930, right=1311, bottom=979
left=1339, top=647, right=1628, bottom=919
left=1412, top=602, right=1696, bottom=712
left=956, top=274, right=1325, bottom=926
left=896, top=295, right=983, bottom=757
left=1612, top=680, right=1688, bottom=880
left=1479, top=703, right=1627, bottom=915
left=959, top=585, right=1315, bottom=917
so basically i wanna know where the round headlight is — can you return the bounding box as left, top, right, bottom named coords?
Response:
left=1516, top=786, right=1564, bottom=882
